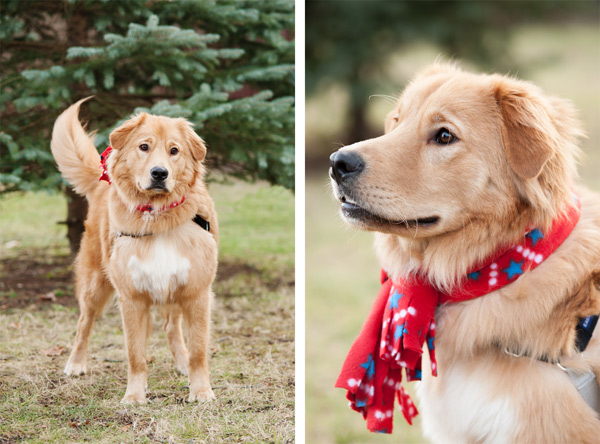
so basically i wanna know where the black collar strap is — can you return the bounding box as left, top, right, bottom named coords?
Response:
left=575, top=315, right=599, bottom=353
left=117, top=214, right=210, bottom=239
left=193, top=214, right=210, bottom=232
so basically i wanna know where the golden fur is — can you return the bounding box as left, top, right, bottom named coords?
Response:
left=51, top=98, right=218, bottom=404
left=330, top=63, right=600, bottom=443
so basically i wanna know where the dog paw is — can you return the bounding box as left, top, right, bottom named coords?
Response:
left=121, top=393, right=147, bottom=405
left=187, top=387, right=215, bottom=403
left=64, top=361, right=87, bottom=376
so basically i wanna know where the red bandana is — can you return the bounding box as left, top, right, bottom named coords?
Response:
left=98, top=146, right=185, bottom=214
left=335, top=197, right=581, bottom=434
left=99, top=146, right=113, bottom=184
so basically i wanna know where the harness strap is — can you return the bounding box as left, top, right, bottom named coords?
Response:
left=563, top=368, right=600, bottom=413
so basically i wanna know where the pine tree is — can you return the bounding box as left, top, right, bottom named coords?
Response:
left=1, top=0, right=294, bottom=251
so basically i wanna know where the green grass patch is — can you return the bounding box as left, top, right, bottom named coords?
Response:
left=213, top=181, right=295, bottom=270
left=0, top=191, right=69, bottom=257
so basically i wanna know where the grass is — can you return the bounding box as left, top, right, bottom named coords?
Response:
left=305, top=23, right=599, bottom=444
left=0, top=192, right=70, bottom=257
left=215, top=182, right=295, bottom=270
left=0, top=180, right=294, bottom=444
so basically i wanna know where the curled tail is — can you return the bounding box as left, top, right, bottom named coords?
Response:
left=50, top=97, right=102, bottom=196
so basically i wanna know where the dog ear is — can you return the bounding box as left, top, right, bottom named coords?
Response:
left=181, top=121, right=207, bottom=162
left=384, top=108, right=400, bottom=134
left=109, top=113, right=147, bottom=150
left=494, top=78, right=559, bottom=179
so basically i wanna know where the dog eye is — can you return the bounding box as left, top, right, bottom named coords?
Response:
left=435, top=128, right=456, bottom=145
left=170, top=147, right=179, bottom=155
left=139, top=144, right=149, bottom=151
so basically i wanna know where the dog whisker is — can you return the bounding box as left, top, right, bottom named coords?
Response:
left=369, top=94, right=400, bottom=106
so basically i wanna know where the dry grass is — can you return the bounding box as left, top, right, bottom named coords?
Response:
left=0, top=282, right=293, bottom=443
left=0, top=181, right=294, bottom=444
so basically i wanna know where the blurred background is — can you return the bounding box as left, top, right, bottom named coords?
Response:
left=306, top=1, right=599, bottom=443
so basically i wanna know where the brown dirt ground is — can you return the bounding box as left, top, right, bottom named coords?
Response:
left=0, top=251, right=291, bottom=310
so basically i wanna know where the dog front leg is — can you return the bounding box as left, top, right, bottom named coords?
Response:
left=119, top=295, right=150, bottom=404
left=182, top=292, right=215, bottom=402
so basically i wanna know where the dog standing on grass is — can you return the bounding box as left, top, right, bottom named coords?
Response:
left=51, top=98, right=218, bottom=404
left=332, top=63, right=600, bottom=443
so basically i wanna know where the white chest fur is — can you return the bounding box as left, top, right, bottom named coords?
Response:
left=127, top=236, right=191, bottom=303
left=418, top=361, right=518, bottom=444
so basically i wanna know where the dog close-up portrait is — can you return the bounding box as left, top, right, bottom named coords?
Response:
left=51, top=98, right=219, bottom=405
left=329, top=63, right=600, bottom=443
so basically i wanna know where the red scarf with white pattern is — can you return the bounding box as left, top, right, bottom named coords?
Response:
left=335, top=198, right=581, bottom=434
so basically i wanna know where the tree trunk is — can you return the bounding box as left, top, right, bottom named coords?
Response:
left=347, top=103, right=371, bottom=145
left=64, top=187, right=88, bottom=255
left=63, top=4, right=89, bottom=255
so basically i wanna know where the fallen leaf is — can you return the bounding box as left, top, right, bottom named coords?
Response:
left=9, top=322, right=20, bottom=329
left=146, top=356, right=155, bottom=364
left=39, top=292, right=57, bottom=302
left=5, top=240, right=20, bottom=249
left=40, top=345, right=66, bottom=356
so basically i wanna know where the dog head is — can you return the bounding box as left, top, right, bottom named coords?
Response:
left=330, top=62, right=583, bottom=239
left=107, top=112, right=207, bottom=206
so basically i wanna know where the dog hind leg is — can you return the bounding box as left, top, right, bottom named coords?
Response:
left=161, top=305, right=189, bottom=375
left=64, top=272, right=113, bottom=376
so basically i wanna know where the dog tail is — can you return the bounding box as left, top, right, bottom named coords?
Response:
left=50, top=97, right=102, bottom=196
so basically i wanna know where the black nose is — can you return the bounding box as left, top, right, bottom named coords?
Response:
left=150, top=166, right=169, bottom=182
left=329, top=150, right=365, bottom=183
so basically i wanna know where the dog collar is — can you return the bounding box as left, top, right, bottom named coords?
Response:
left=136, top=195, right=186, bottom=214
left=336, top=197, right=582, bottom=434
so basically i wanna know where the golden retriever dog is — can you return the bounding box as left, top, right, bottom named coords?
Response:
left=330, top=63, right=600, bottom=443
left=51, top=98, right=218, bottom=404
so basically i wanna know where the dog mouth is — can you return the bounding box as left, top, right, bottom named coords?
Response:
left=145, top=181, right=169, bottom=193
left=339, top=195, right=440, bottom=229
